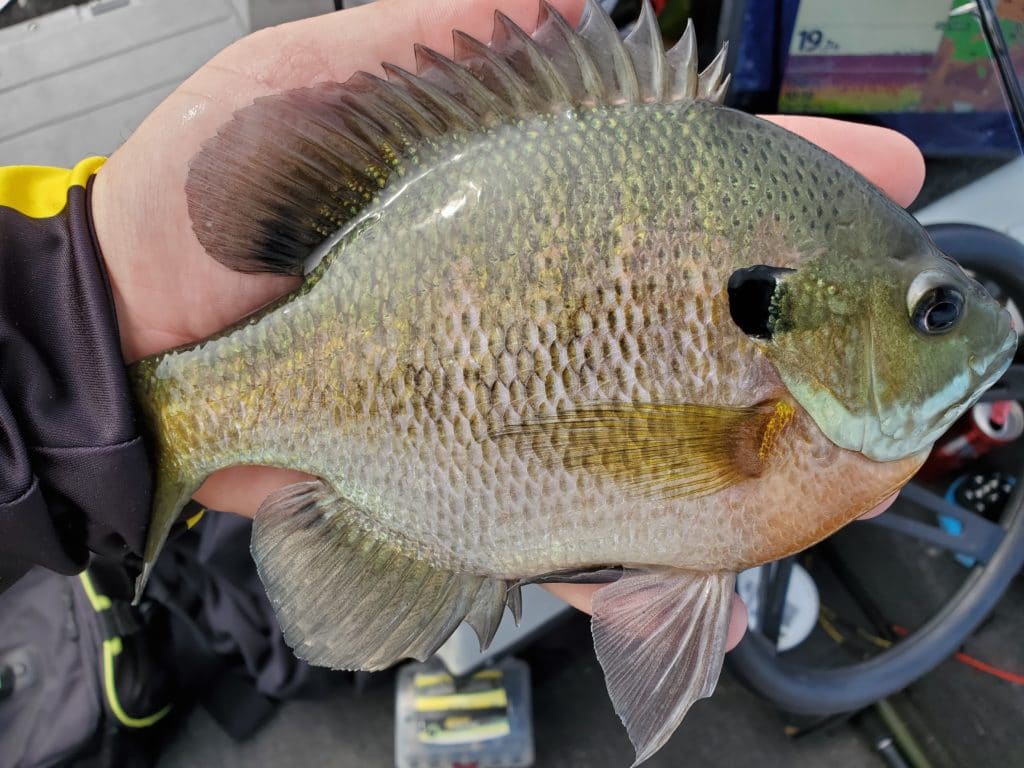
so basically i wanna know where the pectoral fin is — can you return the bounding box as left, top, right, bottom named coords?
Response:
left=251, top=480, right=511, bottom=670
left=591, top=569, right=736, bottom=765
left=497, top=400, right=795, bottom=500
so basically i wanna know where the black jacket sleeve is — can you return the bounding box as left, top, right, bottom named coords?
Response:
left=0, top=158, right=153, bottom=593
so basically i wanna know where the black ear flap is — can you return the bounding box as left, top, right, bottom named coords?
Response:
left=727, top=265, right=795, bottom=340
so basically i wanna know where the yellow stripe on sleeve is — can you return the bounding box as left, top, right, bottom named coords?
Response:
left=185, top=507, right=206, bottom=529
left=0, top=156, right=106, bottom=218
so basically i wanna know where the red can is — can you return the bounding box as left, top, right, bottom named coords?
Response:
left=920, top=400, right=1024, bottom=480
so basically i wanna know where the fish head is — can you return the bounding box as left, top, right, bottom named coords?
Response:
left=728, top=222, right=1016, bottom=462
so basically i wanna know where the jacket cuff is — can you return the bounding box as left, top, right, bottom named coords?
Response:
left=0, top=158, right=153, bottom=595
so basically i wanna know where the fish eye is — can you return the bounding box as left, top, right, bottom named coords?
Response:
left=907, top=270, right=964, bottom=336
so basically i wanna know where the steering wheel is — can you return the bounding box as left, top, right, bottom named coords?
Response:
left=728, top=223, right=1024, bottom=715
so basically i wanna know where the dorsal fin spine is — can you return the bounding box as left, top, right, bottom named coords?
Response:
left=576, top=0, right=640, bottom=103
left=666, top=19, right=698, bottom=100
left=345, top=74, right=445, bottom=138
left=698, top=42, right=730, bottom=100
left=534, top=1, right=603, bottom=105
left=452, top=29, right=537, bottom=114
left=382, top=63, right=480, bottom=131
left=710, top=74, right=732, bottom=105
left=623, top=0, right=668, bottom=102
left=414, top=44, right=512, bottom=123
left=493, top=11, right=573, bottom=106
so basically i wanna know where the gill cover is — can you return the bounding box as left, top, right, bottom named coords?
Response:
left=735, top=247, right=1015, bottom=462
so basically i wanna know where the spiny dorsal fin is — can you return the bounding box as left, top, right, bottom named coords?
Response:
left=186, top=0, right=730, bottom=274
left=624, top=0, right=668, bottom=102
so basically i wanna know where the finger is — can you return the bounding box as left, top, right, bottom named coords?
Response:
left=858, top=491, right=899, bottom=520
left=762, top=116, right=925, bottom=208
left=542, top=583, right=749, bottom=651
left=542, top=581, right=599, bottom=613
left=726, top=593, right=748, bottom=650
left=194, top=465, right=314, bottom=517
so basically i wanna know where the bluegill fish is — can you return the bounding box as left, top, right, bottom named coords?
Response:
left=131, top=0, right=1016, bottom=762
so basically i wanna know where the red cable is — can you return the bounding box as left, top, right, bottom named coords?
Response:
left=953, top=651, right=1024, bottom=685
left=892, top=625, right=1024, bottom=685
left=990, top=400, right=1012, bottom=426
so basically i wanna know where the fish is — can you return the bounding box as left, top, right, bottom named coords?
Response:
left=129, top=0, right=1017, bottom=763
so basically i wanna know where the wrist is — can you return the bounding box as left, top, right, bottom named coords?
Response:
left=90, top=158, right=151, bottom=363
left=90, top=154, right=300, bottom=363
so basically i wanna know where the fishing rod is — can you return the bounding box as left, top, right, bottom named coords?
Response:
left=959, top=0, right=1024, bottom=149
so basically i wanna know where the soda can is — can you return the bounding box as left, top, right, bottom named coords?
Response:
left=921, top=400, right=1024, bottom=479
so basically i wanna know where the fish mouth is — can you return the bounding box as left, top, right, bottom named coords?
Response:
left=973, top=316, right=1017, bottom=391
left=928, top=320, right=1017, bottom=436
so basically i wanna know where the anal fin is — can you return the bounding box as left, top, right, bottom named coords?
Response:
left=251, top=480, right=509, bottom=671
left=591, top=569, right=736, bottom=765
left=464, top=578, right=508, bottom=652
left=506, top=583, right=523, bottom=626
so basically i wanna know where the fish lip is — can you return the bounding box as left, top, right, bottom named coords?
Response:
left=978, top=326, right=1018, bottom=387
left=932, top=325, right=1018, bottom=429
left=977, top=312, right=1018, bottom=381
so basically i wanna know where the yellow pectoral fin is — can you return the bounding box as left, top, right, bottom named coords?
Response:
left=497, top=400, right=795, bottom=500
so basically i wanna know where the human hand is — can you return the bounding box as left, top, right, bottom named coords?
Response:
left=89, top=0, right=923, bottom=646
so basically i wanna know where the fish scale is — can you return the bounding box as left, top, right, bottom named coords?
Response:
left=137, top=101, right=916, bottom=577
left=130, top=2, right=1014, bottom=762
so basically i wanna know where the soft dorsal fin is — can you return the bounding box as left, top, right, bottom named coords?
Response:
left=186, top=0, right=731, bottom=275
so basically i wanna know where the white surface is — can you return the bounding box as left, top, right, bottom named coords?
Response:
left=914, top=158, right=1024, bottom=245
left=0, top=0, right=247, bottom=165
left=0, top=0, right=334, bottom=166
left=785, top=0, right=951, bottom=57
left=249, top=0, right=332, bottom=29
left=737, top=563, right=820, bottom=652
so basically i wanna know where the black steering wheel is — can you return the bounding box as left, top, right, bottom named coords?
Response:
left=728, top=223, right=1024, bottom=715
